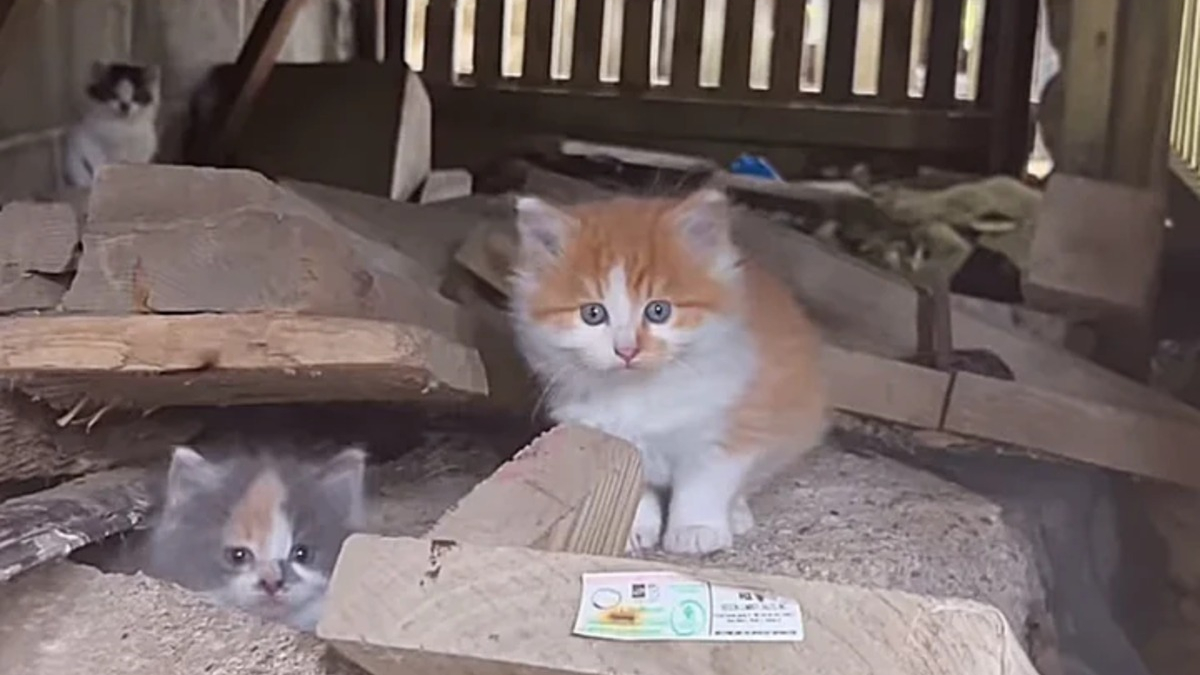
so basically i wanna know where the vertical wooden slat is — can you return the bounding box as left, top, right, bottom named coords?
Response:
left=384, top=0, right=407, bottom=63
left=823, top=0, right=861, bottom=101
left=925, top=0, right=965, bottom=105
left=352, top=0, right=380, bottom=60
left=878, top=0, right=916, bottom=102
left=572, top=0, right=606, bottom=87
left=670, top=0, right=705, bottom=92
left=522, top=0, right=556, bottom=84
left=768, top=0, right=806, bottom=99
left=211, top=0, right=310, bottom=163
left=980, top=0, right=1039, bottom=174
left=423, top=0, right=456, bottom=83
left=473, top=0, right=504, bottom=84
left=1171, top=0, right=1194, bottom=154
left=621, top=0, right=654, bottom=89
left=720, top=0, right=756, bottom=96
left=974, top=0, right=1002, bottom=107
left=1058, top=0, right=1120, bottom=176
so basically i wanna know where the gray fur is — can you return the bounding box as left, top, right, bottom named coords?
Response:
left=144, top=441, right=366, bottom=632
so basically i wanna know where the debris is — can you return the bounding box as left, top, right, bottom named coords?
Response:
left=419, top=169, right=473, bottom=204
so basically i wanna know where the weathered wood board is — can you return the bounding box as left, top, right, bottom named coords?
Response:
left=320, top=536, right=1038, bottom=675
left=0, top=313, right=488, bottom=410
left=427, top=424, right=642, bottom=556
left=0, top=468, right=152, bottom=583
left=0, top=201, right=78, bottom=312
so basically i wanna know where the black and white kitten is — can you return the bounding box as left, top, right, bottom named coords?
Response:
left=63, top=62, right=161, bottom=188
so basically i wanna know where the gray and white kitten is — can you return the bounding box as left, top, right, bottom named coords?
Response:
left=63, top=61, right=161, bottom=188
left=144, top=444, right=367, bottom=632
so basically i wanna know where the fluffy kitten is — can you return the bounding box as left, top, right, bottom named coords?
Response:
left=63, top=62, right=161, bottom=188
left=144, top=444, right=366, bottom=632
left=509, top=189, right=827, bottom=556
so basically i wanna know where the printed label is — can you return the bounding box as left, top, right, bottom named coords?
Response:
left=572, top=571, right=804, bottom=642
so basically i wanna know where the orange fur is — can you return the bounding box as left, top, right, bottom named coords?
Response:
left=226, top=468, right=286, bottom=550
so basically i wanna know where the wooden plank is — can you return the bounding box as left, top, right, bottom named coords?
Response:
left=522, top=0, right=556, bottom=85
left=427, top=85, right=992, bottom=151
left=878, top=0, right=916, bottom=102
left=0, top=313, right=488, bottom=410
left=472, top=0, right=504, bottom=85
left=823, top=0, right=861, bottom=101
left=210, top=0, right=310, bottom=162
left=320, top=536, right=1039, bottom=675
left=822, top=345, right=952, bottom=429
left=421, top=0, right=456, bottom=84
left=427, top=424, right=643, bottom=555
left=767, top=0, right=805, bottom=99
left=570, top=0, right=606, bottom=87
left=924, top=0, right=965, bottom=106
left=670, top=0, right=705, bottom=93
left=620, top=0, right=654, bottom=90
left=0, top=469, right=152, bottom=582
left=384, top=0, right=407, bottom=63
left=944, top=372, right=1200, bottom=490
left=1057, top=0, right=1120, bottom=175
left=0, top=202, right=78, bottom=275
left=719, top=0, right=756, bottom=96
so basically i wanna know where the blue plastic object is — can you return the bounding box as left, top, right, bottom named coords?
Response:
left=728, top=154, right=783, bottom=180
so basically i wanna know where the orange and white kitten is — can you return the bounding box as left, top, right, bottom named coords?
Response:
left=510, top=189, right=827, bottom=555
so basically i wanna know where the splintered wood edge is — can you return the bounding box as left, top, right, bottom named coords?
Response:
left=0, top=313, right=488, bottom=396
left=319, top=536, right=1039, bottom=675
left=0, top=468, right=153, bottom=582
left=426, top=424, right=643, bottom=557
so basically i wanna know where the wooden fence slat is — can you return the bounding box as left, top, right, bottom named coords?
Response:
left=924, top=0, right=965, bottom=105
left=571, top=0, right=606, bottom=87
left=422, top=0, right=456, bottom=84
left=670, top=0, right=705, bottom=93
left=385, top=0, right=407, bottom=64
left=974, top=0, right=1002, bottom=107
left=823, top=0, right=861, bottom=101
left=720, top=0, right=756, bottom=96
left=978, top=0, right=1039, bottom=174
left=878, top=0, right=916, bottom=102
left=473, top=0, right=504, bottom=84
left=768, top=0, right=806, bottom=99
left=621, top=0, right=655, bottom=90
left=352, top=0, right=379, bottom=61
left=522, top=0, right=556, bottom=84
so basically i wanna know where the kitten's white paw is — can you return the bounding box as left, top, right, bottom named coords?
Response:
left=662, top=524, right=733, bottom=556
left=626, top=493, right=664, bottom=555
left=730, top=497, right=755, bottom=536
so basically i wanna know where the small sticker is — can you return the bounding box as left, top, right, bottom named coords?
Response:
left=572, top=571, right=804, bottom=642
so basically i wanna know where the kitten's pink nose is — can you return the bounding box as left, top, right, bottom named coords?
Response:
left=614, top=345, right=640, bottom=364
left=259, top=576, right=285, bottom=595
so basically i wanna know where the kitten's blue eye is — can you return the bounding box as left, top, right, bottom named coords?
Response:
left=644, top=301, right=673, bottom=324
left=225, top=546, right=253, bottom=566
left=290, top=544, right=312, bottom=564
left=580, top=303, right=608, bottom=326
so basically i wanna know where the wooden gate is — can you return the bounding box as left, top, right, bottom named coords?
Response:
left=390, top=0, right=1040, bottom=175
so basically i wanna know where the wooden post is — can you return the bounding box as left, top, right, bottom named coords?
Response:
left=208, top=0, right=310, bottom=164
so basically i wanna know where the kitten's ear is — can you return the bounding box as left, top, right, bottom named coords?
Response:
left=164, top=446, right=220, bottom=509
left=514, top=196, right=579, bottom=265
left=317, top=446, right=367, bottom=523
left=666, top=188, right=736, bottom=260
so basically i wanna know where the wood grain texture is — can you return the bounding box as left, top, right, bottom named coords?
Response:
left=320, top=536, right=1039, bottom=675
left=943, top=372, right=1200, bottom=490
left=822, top=345, right=951, bottom=429
left=0, top=468, right=153, bottom=582
left=0, top=313, right=487, bottom=410
left=427, top=424, right=643, bottom=556
left=0, top=202, right=78, bottom=274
